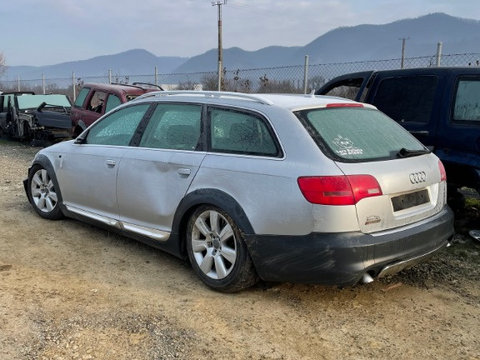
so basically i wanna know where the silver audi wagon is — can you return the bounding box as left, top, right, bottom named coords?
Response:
left=25, top=91, right=454, bottom=292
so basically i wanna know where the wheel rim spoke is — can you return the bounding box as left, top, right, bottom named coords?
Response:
left=32, top=173, right=42, bottom=187
left=199, top=253, right=214, bottom=274
left=209, top=211, right=219, bottom=233
left=31, top=188, right=42, bottom=197
left=220, top=246, right=236, bottom=265
left=192, top=239, right=207, bottom=252
left=214, top=255, right=228, bottom=279
left=45, top=197, right=55, bottom=212
left=219, top=223, right=233, bottom=242
left=48, top=192, right=58, bottom=204
left=38, top=196, right=46, bottom=210
left=194, top=217, right=210, bottom=237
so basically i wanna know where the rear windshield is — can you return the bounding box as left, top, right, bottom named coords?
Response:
left=294, top=107, right=426, bottom=162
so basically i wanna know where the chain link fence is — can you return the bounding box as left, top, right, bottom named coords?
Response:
left=1, top=52, right=480, bottom=100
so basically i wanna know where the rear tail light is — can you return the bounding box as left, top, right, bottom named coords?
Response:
left=297, top=175, right=382, bottom=205
left=438, top=160, right=447, bottom=182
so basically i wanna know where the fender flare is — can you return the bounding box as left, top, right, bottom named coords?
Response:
left=27, top=154, right=64, bottom=209
left=171, top=189, right=254, bottom=256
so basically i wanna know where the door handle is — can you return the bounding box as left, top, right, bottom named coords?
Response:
left=177, top=168, right=191, bottom=176
left=106, top=159, right=116, bottom=168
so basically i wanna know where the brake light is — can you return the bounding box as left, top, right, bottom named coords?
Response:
left=438, top=160, right=447, bottom=182
left=297, top=175, right=382, bottom=205
left=326, top=103, right=364, bottom=108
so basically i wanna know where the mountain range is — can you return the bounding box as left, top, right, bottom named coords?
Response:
left=3, top=12, right=480, bottom=82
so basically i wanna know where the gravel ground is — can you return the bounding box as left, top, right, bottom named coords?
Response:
left=0, top=140, right=479, bottom=360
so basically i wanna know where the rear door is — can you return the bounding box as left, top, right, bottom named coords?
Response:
left=116, top=103, right=205, bottom=238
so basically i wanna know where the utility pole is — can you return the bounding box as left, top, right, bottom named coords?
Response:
left=399, top=37, right=409, bottom=69
left=212, top=0, right=226, bottom=91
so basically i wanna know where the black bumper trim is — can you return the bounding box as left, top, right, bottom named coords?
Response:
left=244, top=207, right=454, bottom=286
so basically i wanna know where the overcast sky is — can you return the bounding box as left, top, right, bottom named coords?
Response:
left=1, top=0, right=479, bottom=66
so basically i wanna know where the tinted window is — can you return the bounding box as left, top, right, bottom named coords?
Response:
left=86, top=104, right=149, bottom=146
left=105, top=94, right=122, bottom=113
left=295, top=107, right=425, bottom=161
left=210, top=108, right=279, bottom=156
left=453, top=79, right=480, bottom=123
left=372, top=76, right=438, bottom=123
left=139, top=104, right=201, bottom=150
left=74, top=88, right=90, bottom=107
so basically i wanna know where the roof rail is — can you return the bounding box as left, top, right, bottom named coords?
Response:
left=134, top=91, right=274, bottom=105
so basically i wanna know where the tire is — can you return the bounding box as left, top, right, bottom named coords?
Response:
left=186, top=205, right=257, bottom=292
left=27, top=164, right=64, bottom=220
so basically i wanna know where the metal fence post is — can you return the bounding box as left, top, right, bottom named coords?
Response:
left=17, top=75, right=20, bottom=91
left=42, top=73, right=46, bottom=94
left=72, top=72, right=76, bottom=102
left=303, top=55, right=309, bottom=94
left=154, top=66, right=158, bottom=86
left=436, top=42, right=443, bottom=67
left=108, top=69, right=112, bottom=84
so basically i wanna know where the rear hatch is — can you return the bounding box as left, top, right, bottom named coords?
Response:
left=294, top=104, right=447, bottom=233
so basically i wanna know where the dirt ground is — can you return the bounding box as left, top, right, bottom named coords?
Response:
left=0, top=140, right=479, bottom=360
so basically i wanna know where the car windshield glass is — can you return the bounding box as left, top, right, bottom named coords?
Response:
left=294, top=107, right=426, bottom=161
left=17, top=95, right=70, bottom=110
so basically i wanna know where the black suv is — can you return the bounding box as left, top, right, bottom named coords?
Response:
left=317, top=67, right=480, bottom=195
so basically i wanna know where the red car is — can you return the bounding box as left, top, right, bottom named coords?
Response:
left=71, top=82, right=162, bottom=137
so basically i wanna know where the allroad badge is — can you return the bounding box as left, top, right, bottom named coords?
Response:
left=409, top=171, right=427, bottom=184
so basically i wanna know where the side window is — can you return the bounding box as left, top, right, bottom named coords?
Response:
left=105, top=94, right=122, bottom=113
left=210, top=108, right=279, bottom=156
left=87, top=91, right=107, bottom=114
left=372, top=76, right=438, bottom=123
left=74, top=88, right=90, bottom=107
left=86, top=104, right=149, bottom=146
left=453, top=79, right=480, bottom=123
left=321, top=78, right=365, bottom=101
left=139, top=104, right=201, bottom=150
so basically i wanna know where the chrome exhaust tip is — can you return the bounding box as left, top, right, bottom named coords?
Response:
left=361, top=273, right=374, bottom=284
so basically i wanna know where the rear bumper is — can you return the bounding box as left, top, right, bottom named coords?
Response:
left=244, top=207, right=454, bottom=286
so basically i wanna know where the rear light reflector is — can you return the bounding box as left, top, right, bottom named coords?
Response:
left=297, top=175, right=382, bottom=205
left=438, top=160, right=447, bottom=182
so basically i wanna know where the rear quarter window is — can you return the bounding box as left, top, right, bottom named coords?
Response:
left=453, top=78, right=480, bottom=124
left=295, top=107, right=426, bottom=162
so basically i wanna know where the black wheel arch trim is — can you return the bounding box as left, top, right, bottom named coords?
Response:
left=171, top=189, right=255, bottom=257
left=26, top=154, right=64, bottom=208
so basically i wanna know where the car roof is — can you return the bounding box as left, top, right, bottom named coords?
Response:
left=133, top=91, right=374, bottom=111
left=82, top=83, right=157, bottom=95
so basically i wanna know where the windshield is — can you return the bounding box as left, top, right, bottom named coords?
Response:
left=294, top=107, right=426, bottom=162
left=17, top=94, right=71, bottom=110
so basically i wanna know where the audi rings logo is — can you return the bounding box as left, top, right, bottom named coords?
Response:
left=409, top=171, right=427, bottom=184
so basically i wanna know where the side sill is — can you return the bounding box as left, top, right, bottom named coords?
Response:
left=64, top=204, right=170, bottom=242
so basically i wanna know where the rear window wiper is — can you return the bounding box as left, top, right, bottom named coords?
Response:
left=397, top=147, right=431, bottom=158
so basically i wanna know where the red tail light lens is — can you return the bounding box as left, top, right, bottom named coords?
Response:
left=297, top=175, right=382, bottom=205
left=438, top=160, right=447, bottom=182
